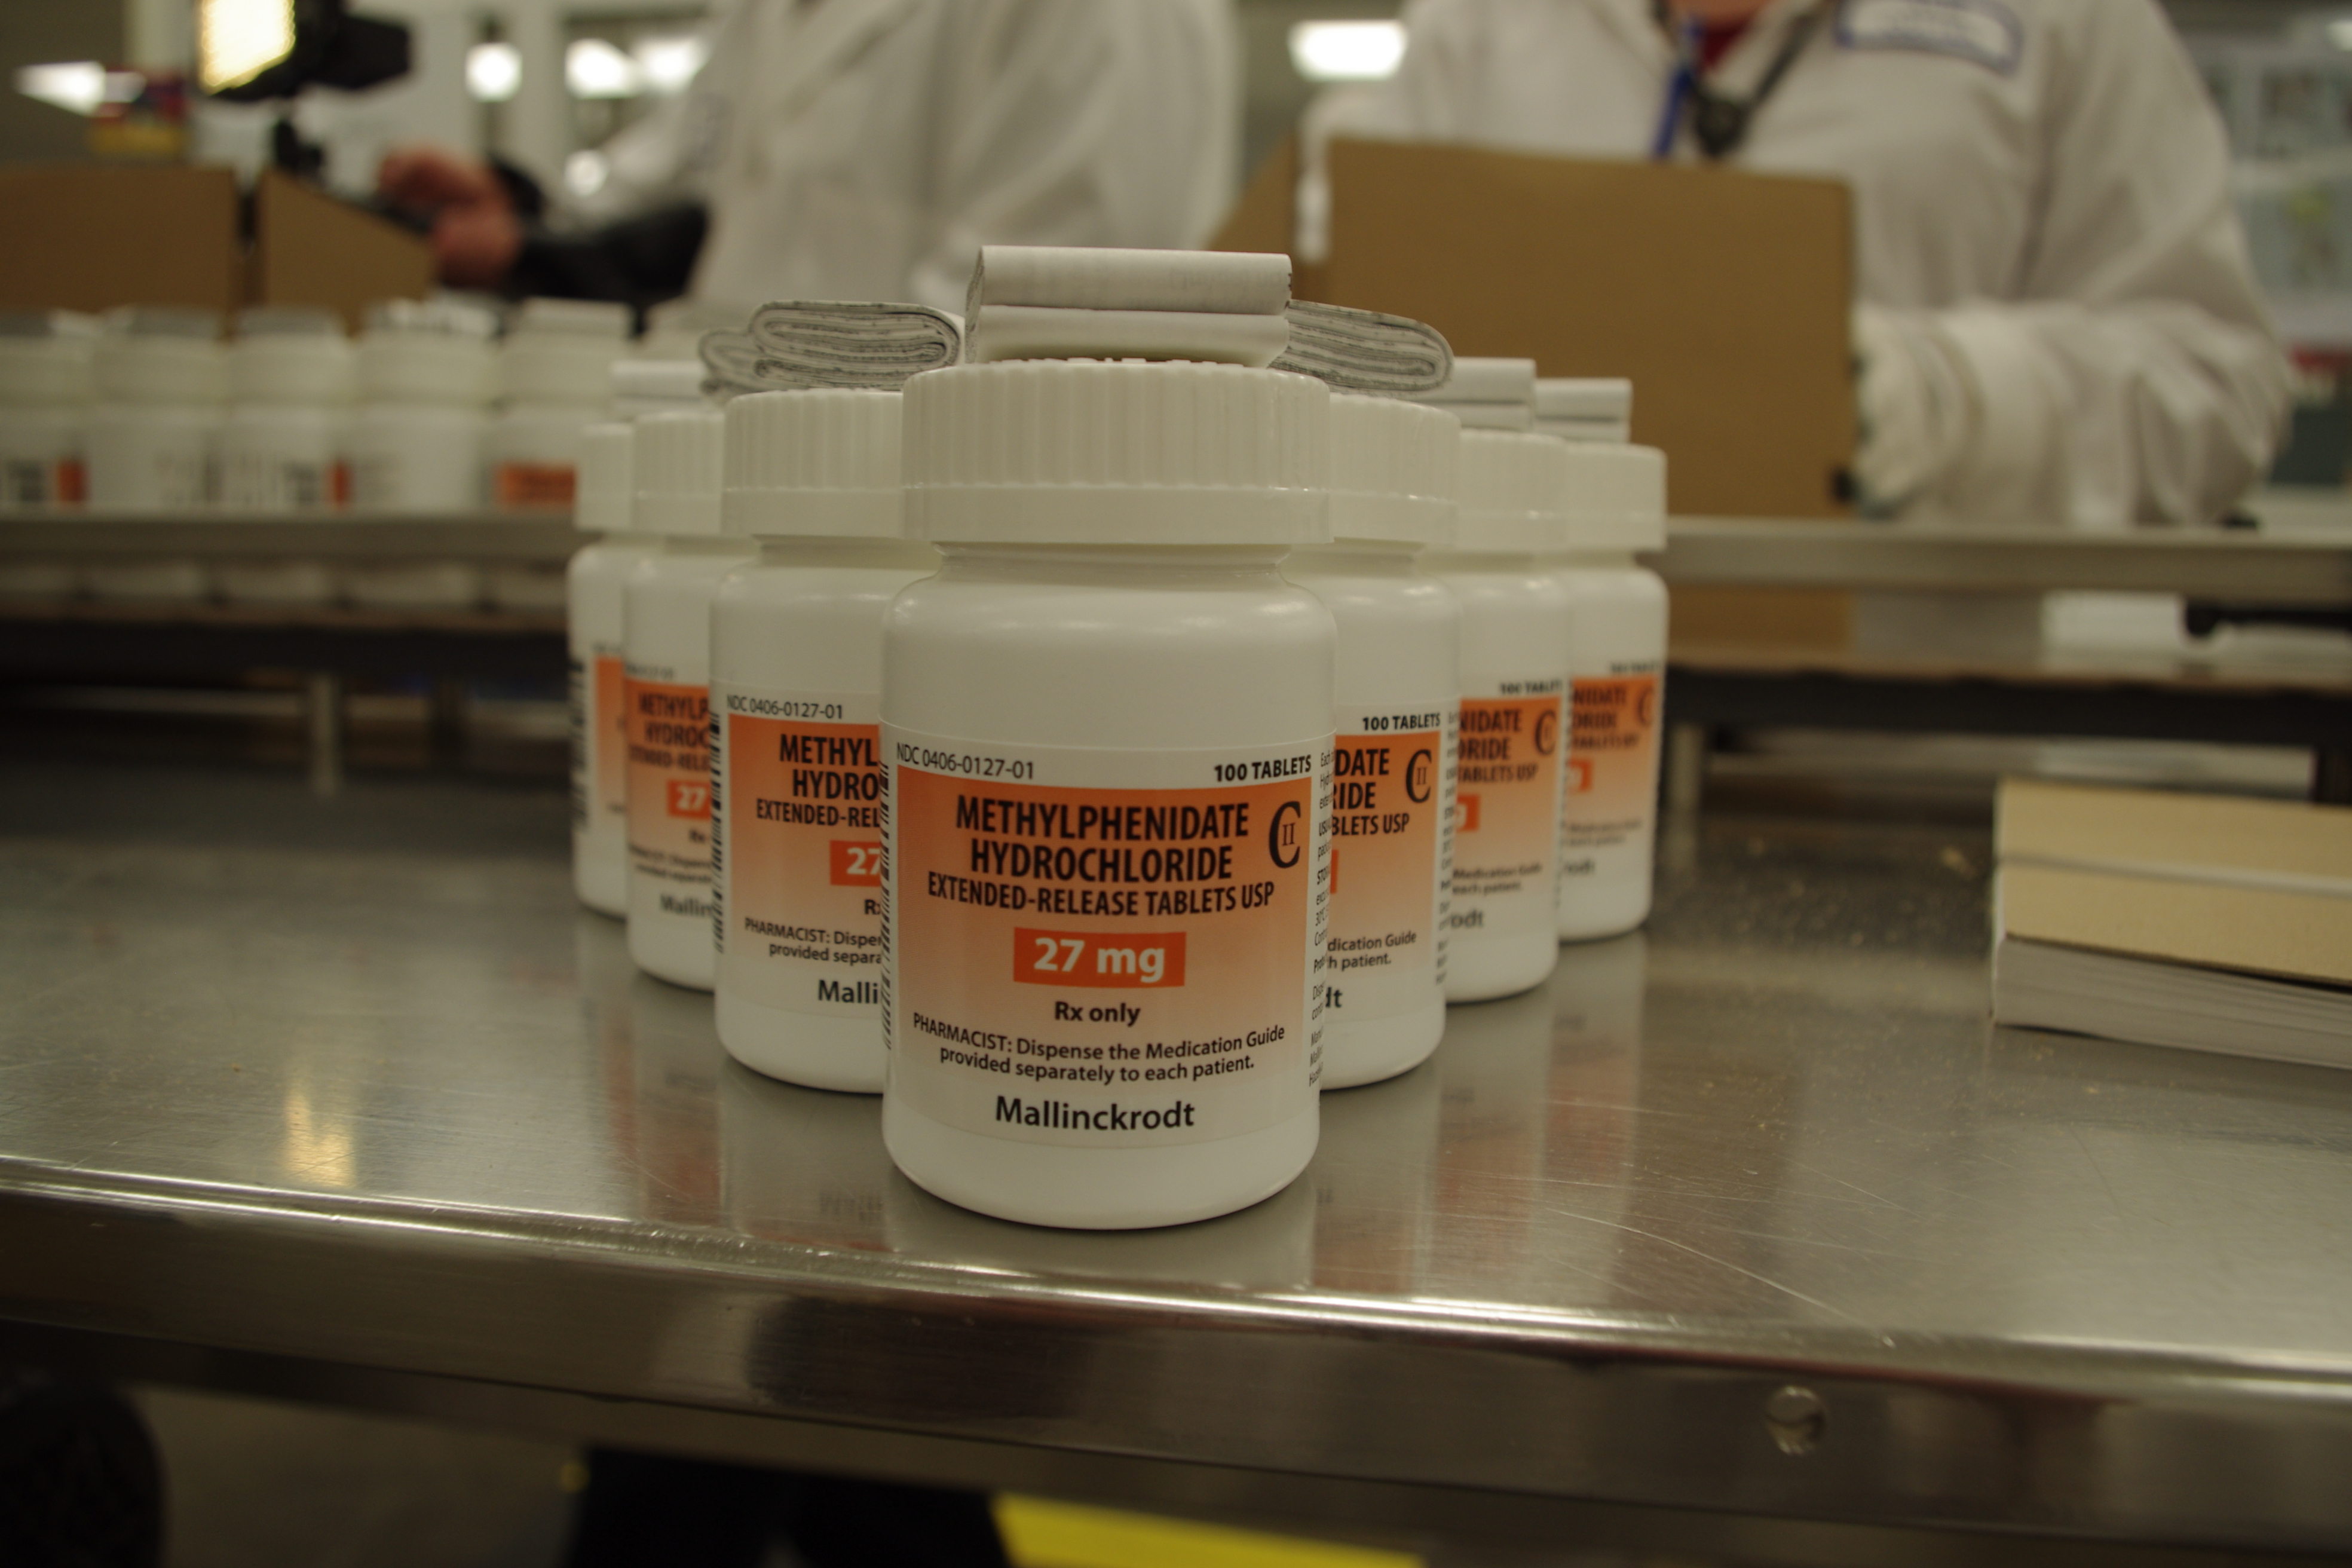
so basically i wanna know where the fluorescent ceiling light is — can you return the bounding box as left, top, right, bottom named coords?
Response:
left=16, top=62, right=107, bottom=115
left=196, top=0, right=298, bottom=93
left=633, top=35, right=706, bottom=94
left=2331, top=17, right=2352, bottom=50
left=1289, top=20, right=1406, bottom=83
left=565, top=149, right=610, bottom=198
left=566, top=38, right=642, bottom=99
left=467, top=42, right=520, bottom=102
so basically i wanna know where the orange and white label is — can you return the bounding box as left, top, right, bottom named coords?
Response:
left=710, top=686, right=887, bottom=1015
left=884, top=728, right=1330, bottom=1146
left=1325, top=702, right=1454, bottom=1022
left=0, top=454, right=82, bottom=509
left=569, top=649, right=629, bottom=834
left=1450, top=683, right=1564, bottom=941
left=1563, top=669, right=1663, bottom=884
left=494, top=461, right=577, bottom=510
left=625, top=675, right=714, bottom=924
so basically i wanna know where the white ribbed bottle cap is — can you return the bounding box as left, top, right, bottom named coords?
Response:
left=1328, top=393, right=1457, bottom=547
left=903, top=360, right=1328, bottom=546
left=358, top=332, right=494, bottom=406
left=610, top=359, right=708, bottom=419
left=94, top=339, right=227, bottom=405
left=724, top=389, right=903, bottom=539
left=502, top=334, right=623, bottom=405
left=633, top=409, right=725, bottom=535
left=1560, top=443, right=1667, bottom=552
left=231, top=312, right=354, bottom=405
left=1453, top=430, right=1572, bottom=552
left=575, top=421, right=635, bottom=534
left=1425, top=357, right=1535, bottom=402
left=0, top=338, right=95, bottom=405
left=96, top=308, right=226, bottom=406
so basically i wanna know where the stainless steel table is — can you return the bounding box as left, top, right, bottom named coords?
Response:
left=2, top=764, right=2348, bottom=1564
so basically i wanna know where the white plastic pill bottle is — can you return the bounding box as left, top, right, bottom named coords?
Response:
left=347, top=299, right=495, bottom=514
left=86, top=307, right=225, bottom=514
left=216, top=308, right=356, bottom=606
left=710, top=390, right=938, bottom=1091
left=1282, top=394, right=1462, bottom=1088
left=1552, top=442, right=1669, bottom=942
left=489, top=298, right=628, bottom=511
left=85, top=308, right=224, bottom=601
left=623, top=408, right=749, bottom=988
left=569, top=421, right=647, bottom=916
left=1421, top=430, right=1574, bottom=1004
left=0, top=314, right=95, bottom=598
left=0, top=313, right=94, bottom=512
left=881, top=360, right=1335, bottom=1230
left=220, top=307, right=353, bottom=512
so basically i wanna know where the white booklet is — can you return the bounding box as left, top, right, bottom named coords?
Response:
left=1990, top=779, right=2352, bottom=1067
left=1992, top=862, right=2352, bottom=1070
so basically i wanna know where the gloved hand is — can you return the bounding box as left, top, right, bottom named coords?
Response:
left=377, top=145, right=524, bottom=290
left=1851, top=303, right=1982, bottom=517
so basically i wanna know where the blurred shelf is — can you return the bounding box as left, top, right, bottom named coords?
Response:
left=0, top=510, right=578, bottom=563
left=1651, top=513, right=2352, bottom=604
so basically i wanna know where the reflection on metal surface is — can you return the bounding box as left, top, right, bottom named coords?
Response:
left=3, top=768, right=2352, bottom=1551
left=278, top=1082, right=355, bottom=1190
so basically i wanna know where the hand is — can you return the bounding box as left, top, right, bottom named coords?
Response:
left=376, top=143, right=523, bottom=289
left=1851, top=304, right=1979, bottom=516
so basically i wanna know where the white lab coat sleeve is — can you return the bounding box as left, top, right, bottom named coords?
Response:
left=1923, top=2, right=2293, bottom=528
left=903, top=0, right=1238, bottom=312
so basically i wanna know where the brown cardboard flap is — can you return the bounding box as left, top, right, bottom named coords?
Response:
left=250, top=169, right=432, bottom=333
left=1321, top=139, right=1856, bottom=520
left=1212, top=133, right=1300, bottom=258
left=0, top=164, right=241, bottom=318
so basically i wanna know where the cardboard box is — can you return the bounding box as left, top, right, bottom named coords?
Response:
left=0, top=163, right=430, bottom=334
left=1215, top=137, right=1858, bottom=650
left=0, top=164, right=243, bottom=317
left=248, top=170, right=434, bottom=333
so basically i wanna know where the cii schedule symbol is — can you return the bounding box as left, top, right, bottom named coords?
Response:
left=666, top=779, right=710, bottom=819
left=1013, top=927, right=1187, bottom=988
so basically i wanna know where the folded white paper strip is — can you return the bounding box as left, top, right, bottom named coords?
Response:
left=1426, top=357, right=1539, bottom=407
left=1535, top=377, right=1632, bottom=421
left=699, top=301, right=965, bottom=393
left=966, top=306, right=1291, bottom=367
left=1271, top=301, right=1452, bottom=396
left=967, top=246, right=1292, bottom=320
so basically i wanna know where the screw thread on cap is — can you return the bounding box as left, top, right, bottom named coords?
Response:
left=722, top=389, right=905, bottom=539
left=1329, top=393, right=1458, bottom=547
left=1450, top=430, right=1573, bottom=552
left=632, top=409, right=725, bottom=535
left=1559, top=443, right=1668, bottom=553
left=902, top=360, right=1330, bottom=547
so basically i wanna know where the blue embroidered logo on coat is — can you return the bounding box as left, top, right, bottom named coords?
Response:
left=1836, top=0, right=2024, bottom=75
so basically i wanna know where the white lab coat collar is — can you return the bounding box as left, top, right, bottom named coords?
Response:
left=1591, top=0, right=1835, bottom=99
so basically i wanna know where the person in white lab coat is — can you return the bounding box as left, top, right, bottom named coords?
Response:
left=381, top=0, right=1238, bottom=314
left=1303, top=0, right=2294, bottom=528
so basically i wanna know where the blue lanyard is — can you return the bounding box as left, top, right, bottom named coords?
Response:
left=1650, top=17, right=1702, bottom=160
left=1650, top=4, right=1829, bottom=163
